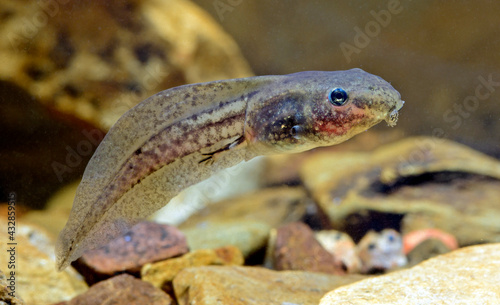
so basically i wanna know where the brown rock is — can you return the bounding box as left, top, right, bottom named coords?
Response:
left=60, top=274, right=172, bottom=305
left=320, top=243, right=500, bottom=304
left=74, top=221, right=188, bottom=285
left=0, top=270, right=25, bottom=305
left=142, top=245, right=243, bottom=293
left=174, top=265, right=366, bottom=305
left=273, top=222, right=345, bottom=275
left=301, top=137, right=500, bottom=245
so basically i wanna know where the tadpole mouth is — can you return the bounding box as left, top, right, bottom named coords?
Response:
left=385, top=100, right=404, bottom=127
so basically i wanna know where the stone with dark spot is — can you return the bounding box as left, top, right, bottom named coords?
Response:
left=57, top=274, right=173, bottom=305
left=272, top=222, right=346, bottom=275
left=73, top=221, right=188, bottom=285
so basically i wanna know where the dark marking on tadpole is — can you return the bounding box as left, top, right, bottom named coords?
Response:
left=134, top=148, right=142, bottom=155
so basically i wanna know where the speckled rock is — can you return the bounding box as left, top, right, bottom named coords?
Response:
left=142, top=245, right=243, bottom=292
left=182, top=220, right=270, bottom=257
left=0, top=270, right=25, bottom=305
left=0, top=221, right=87, bottom=305
left=73, top=221, right=188, bottom=285
left=59, top=274, right=172, bottom=305
left=301, top=137, right=500, bottom=246
left=174, top=266, right=366, bottom=305
left=320, top=243, right=500, bottom=304
left=356, top=229, right=406, bottom=273
left=273, top=222, right=345, bottom=275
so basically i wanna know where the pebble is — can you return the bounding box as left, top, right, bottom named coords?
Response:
left=57, top=274, right=173, bottom=305
left=273, top=222, right=346, bottom=274
left=315, top=230, right=361, bottom=273
left=356, top=229, right=407, bottom=273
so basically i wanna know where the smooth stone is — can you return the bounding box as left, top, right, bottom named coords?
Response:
left=142, top=245, right=243, bottom=292
left=58, top=274, right=172, bottom=305
left=301, top=137, right=500, bottom=245
left=0, top=221, right=87, bottom=304
left=182, top=220, right=271, bottom=257
left=320, top=243, right=500, bottom=304
left=173, top=266, right=366, bottom=305
left=273, top=222, right=345, bottom=275
left=74, top=221, right=188, bottom=285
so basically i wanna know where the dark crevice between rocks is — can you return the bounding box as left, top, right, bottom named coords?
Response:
left=342, top=210, right=405, bottom=243
left=366, top=170, right=499, bottom=196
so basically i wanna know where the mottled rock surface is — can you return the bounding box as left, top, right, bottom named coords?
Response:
left=74, top=221, right=188, bottom=284
left=0, top=221, right=87, bottom=305
left=356, top=229, right=406, bottom=273
left=142, top=245, right=243, bottom=292
left=301, top=137, right=500, bottom=245
left=174, top=266, right=366, bottom=305
left=320, top=243, right=500, bottom=304
left=0, top=270, right=25, bottom=305
left=59, top=274, right=172, bottom=305
left=273, top=222, right=345, bottom=274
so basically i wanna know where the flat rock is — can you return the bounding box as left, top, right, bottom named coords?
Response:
left=142, top=245, right=243, bottom=292
left=301, top=137, right=500, bottom=245
left=74, top=221, right=188, bottom=285
left=59, top=274, right=172, bottom=305
left=273, top=222, right=345, bottom=275
left=0, top=221, right=87, bottom=305
left=182, top=220, right=270, bottom=257
left=174, top=265, right=366, bottom=305
left=320, top=243, right=500, bottom=304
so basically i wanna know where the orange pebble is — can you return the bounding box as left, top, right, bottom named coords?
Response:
left=403, top=228, right=458, bottom=255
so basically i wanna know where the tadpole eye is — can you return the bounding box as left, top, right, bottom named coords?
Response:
left=328, top=88, right=348, bottom=106
left=290, top=125, right=303, bottom=139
